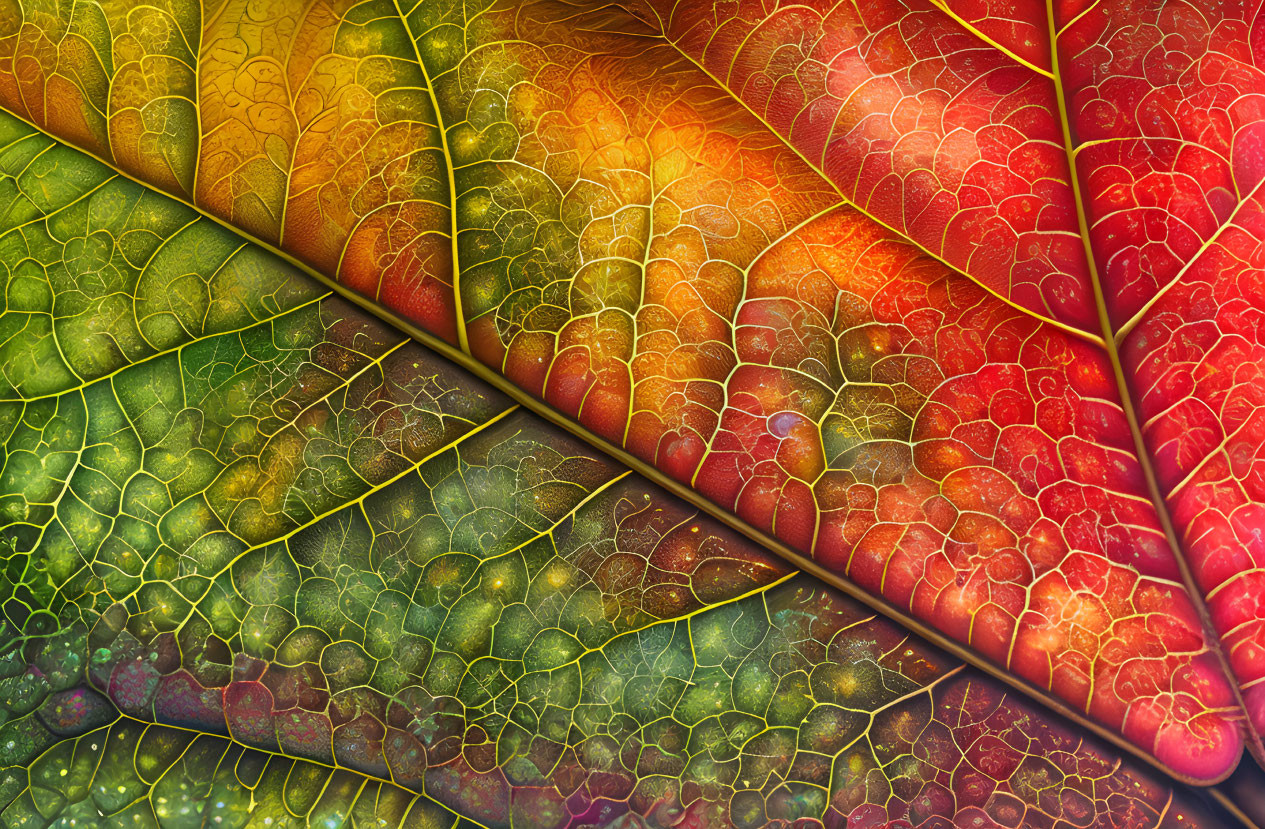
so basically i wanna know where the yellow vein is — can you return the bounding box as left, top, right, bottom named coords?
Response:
left=92, top=717, right=483, bottom=829
left=0, top=291, right=330, bottom=404
left=114, top=405, right=521, bottom=617
left=1116, top=174, right=1265, bottom=343
left=540, top=570, right=799, bottom=676
left=615, top=2, right=1103, bottom=347
left=391, top=0, right=470, bottom=356
left=1045, top=0, right=1262, bottom=764
left=924, top=0, right=1056, bottom=78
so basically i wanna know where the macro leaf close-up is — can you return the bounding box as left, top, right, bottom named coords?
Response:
left=2, top=0, right=1265, bottom=825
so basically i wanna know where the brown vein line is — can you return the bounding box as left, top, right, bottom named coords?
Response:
left=1213, top=759, right=1265, bottom=829
left=0, top=104, right=1230, bottom=788
left=1209, top=785, right=1265, bottom=829
left=1045, top=0, right=1263, bottom=768
left=610, top=1, right=1104, bottom=348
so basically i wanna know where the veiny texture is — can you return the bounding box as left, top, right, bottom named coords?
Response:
left=0, top=577, right=1234, bottom=828
left=0, top=0, right=1262, bottom=795
left=1058, top=0, right=1265, bottom=741
left=0, top=115, right=1238, bottom=827
left=2, top=716, right=472, bottom=828
left=0, top=0, right=460, bottom=341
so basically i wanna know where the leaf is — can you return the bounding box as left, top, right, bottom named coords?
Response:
left=2, top=704, right=472, bottom=827
left=0, top=618, right=1235, bottom=828
left=0, top=448, right=1235, bottom=828
left=0, top=0, right=1259, bottom=792
left=613, top=0, right=1265, bottom=780
left=0, top=113, right=1243, bottom=827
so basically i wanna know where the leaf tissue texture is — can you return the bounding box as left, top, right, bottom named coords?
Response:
left=0, top=0, right=1262, bottom=808
left=0, top=108, right=1242, bottom=827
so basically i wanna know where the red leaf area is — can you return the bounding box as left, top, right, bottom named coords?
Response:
left=462, top=0, right=1262, bottom=780
left=462, top=0, right=1265, bottom=780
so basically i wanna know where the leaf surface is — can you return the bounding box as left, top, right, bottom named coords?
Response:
left=0, top=114, right=1246, bottom=826
left=0, top=0, right=1261, bottom=787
